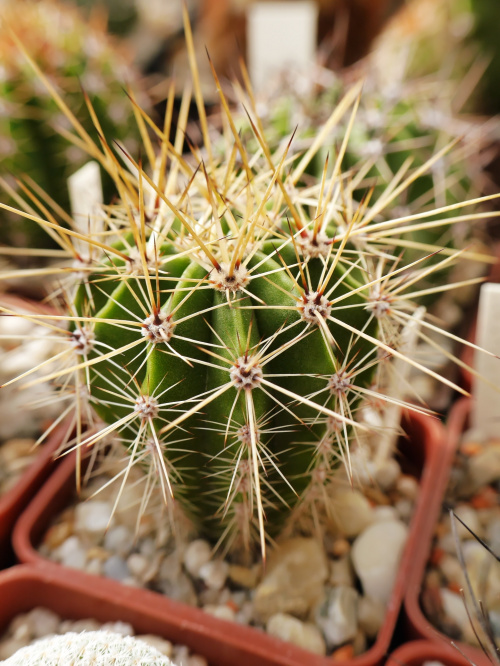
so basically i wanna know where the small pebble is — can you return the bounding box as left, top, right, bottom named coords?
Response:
left=315, top=586, right=358, bottom=648
left=327, top=489, right=374, bottom=538
left=202, top=604, right=236, bottom=622
left=266, top=613, right=326, bottom=656
left=74, top=501, right=114, bottom=534
left=357, top=596, right=385, bottom=639
left=183, top=540, right=212, bottom=578
left=352, top=520, right=408, bottom=605
left=374, top=458, right=401, bottom=491
left=198, top=560, right=229, bottom=591
left=102, top=555, right=130, bottom=582
left=104, top=525, right=132, bottom=556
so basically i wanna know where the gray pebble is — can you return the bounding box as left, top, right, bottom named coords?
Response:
left=102, top=555, right=130, bottom=581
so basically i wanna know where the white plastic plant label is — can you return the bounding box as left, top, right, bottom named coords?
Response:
left=247, top=1, right=318, bottom=92
left=67, top=161, right=103, bottom=259
left=472, top=282, right=500, bottom=439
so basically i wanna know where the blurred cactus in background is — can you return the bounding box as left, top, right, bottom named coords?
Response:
left=0, top=0, right=150, bottom=251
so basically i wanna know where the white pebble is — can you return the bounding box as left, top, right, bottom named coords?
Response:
left=374, top=459, right=401, bottom=490
left=183, top=539, right=212, bottom=578
left=328, top=489, right=374, bottom=538
left=85, top=558, right=103, bottom=576
left=74, top=501, right=114, bottom=535
left=100, top=621, right=134, bottom=636
left=203, top=604, right=236, bottom=622
left=372, top=506, right=398, bottom=523
left=103, top=555, right=130, bottom=581
left=198, top=560, right=229, bottom=591
left=104, top=525, right=132, bottom=556
left=396, top=475, right=419, bottom=500
left=394, top=498, right=414, bottom=522
left=57, top=536, right=87, bottom=570
left=316, top=586, right=358, bottom=648
left=357, top=596, right=385, bottom=638
left=450, top=505, right=482, bottom=539
left=352, top=520, right=408, bottom=605
left=127, top=553, right=149, bottom=580
left=266, top=613, right=326, bottom=655
left=440, top=588, right=469, bottom=629
left=135, top=635, right=173, bottom=657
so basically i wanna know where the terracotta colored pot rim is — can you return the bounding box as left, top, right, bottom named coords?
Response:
left=403, top=398, right=491, bottom=666
left=13, top=410, right=445, bottom=666
left=387, top=639, right=485, bottom=666
left=0, top=296, right=64, bottom=567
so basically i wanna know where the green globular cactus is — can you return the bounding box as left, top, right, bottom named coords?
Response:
left=0, top=0, right=149, bottom=250
left=1, top=11, right=497, bottom=558
left=1, top=631, right=173, bottom=665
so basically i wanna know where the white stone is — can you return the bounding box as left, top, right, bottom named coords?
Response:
left=468, top=444, right=500, bottom=489
left=328, top=556, right=354, bottom=588
left=266, top=613, right=326, bottom=656
left=159, top=573, right=197, bottom=606
left=203, top=605, right=236, bottom=622
left=438, top=555, right=463, bottom=585
left=57, top=536, right=87, bottom=570
left=183, top=539, right=212, bottom=578
left=327, top=488, right=374, bottom=538
left=351, top=520, right=408, bottom=605
left=254, top=538, right=328, bottom=621
left=440, top=588, right=469, bottom=629
left=103, top=555, right=130, bottom=581
left=74, top=501, right=113, bottom=535
left=135, top=635, right=173, bottom=658
left=373, top=506, right=398, bottom=523
left=104, top=525, right=132, bottom=556
left=396, top=475, right=419, bottom=500
left=127, top=553, right=149, bottom=580
left=100, top=621, right=134, bottom=637
left=394, top=499, right=414, bottom=522
left=357, top=596, right=385, bottom=639
left=449, top=504, right=482, bottom=539
left=315, top=586, right=358, bottom=648
left=374, top=459, right=401, bottom=490
left=198, top=560, right=229, bottom=591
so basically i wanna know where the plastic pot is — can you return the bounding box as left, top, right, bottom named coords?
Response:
left=403, top=398, right=492, bottom=666
left=0, top=295, right=63, bottom=568
left=387, top=639, right=482, bottom=666
left=0, top=564, right=219, bottom=664
left=13, top=410, right=445, bottom=666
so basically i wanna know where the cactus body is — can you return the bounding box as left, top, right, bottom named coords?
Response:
left=1, top=9, right=496, bottom=557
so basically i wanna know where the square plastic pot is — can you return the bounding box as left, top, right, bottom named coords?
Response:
left=0, top=564, right=220, bottom=664
left=403, top=398, right=492, bottom=666
left=12, top=410, right=445, bottom=666
left=0, top=295, right=64, bottom=568
left=387, top=639, right=482, bottom=666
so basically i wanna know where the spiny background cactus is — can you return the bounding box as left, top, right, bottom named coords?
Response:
left=1, top=630, right=173, bottom=665
left=231, top=0, right=497, bottom=311
left=0, top=0, right=149, bottom=251
left=1, top=9, right=498, bottom=559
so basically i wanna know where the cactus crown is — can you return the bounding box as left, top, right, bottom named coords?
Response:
left=1, top=8, right=497, bottom=559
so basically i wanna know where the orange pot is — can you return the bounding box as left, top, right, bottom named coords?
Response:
left=388, top=639, right=481, bottom=666
left=403, top=398, right=491, bottom=666
left=13, top=411, right=445, bottom=666
left=0, top=295, right=63, bottom=568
